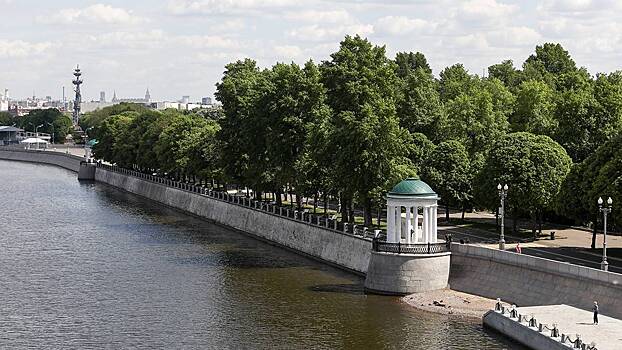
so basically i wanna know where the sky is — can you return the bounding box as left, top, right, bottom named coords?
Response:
left=1, top=0, right=622, bottom=102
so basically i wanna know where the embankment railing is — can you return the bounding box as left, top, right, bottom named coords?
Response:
left=95, top=162, right=381, bottom=241
left=494, top=302, right=598, bottom=350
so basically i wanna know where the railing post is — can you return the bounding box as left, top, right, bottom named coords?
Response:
left=428, top=242, right=431, bottom=254
left=398, top=242, right=401, bottom=254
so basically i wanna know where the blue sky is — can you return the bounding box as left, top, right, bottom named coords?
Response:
left=1, top=0, right=621, bottom=102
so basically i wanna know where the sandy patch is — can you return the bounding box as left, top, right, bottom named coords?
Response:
left=403, top=289, right=509, bottom=319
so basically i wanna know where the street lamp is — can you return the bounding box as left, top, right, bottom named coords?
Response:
left=35, top=123, right=43, bottom=150
left=498, top=183, right=509, bottom=250
left=46, top=121, right=54, bottom=145
left=598, top=196, right=613, bottom=271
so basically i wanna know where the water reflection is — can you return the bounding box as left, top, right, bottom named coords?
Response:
left=0, top=160, right=520, bottom=349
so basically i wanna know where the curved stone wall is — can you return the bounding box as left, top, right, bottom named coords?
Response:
left=364, top=251, right=450, bottom=295
left=0, top=148, right=83, bottom=172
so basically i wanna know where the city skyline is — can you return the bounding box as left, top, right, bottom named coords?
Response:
left=2, top=0, right=622, bottom=100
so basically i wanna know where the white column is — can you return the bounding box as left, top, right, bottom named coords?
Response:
left=395, top=206, right=402, bottom=242
left=424, top=206, right=430, bottom=243
left=414, top=206, right=420, bottom=243
left=405, top=206, right=412, bottom=244
left=387, top=205, right=395, bottom=243
left=432, top=205, right=437, bottom=243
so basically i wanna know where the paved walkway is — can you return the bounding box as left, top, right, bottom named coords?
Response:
left=517, top=304, right=622, bottom=350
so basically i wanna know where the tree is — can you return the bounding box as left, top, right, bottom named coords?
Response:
left=488, top=60, right=522, bottom=90
left=321, top=35, right=414, bottom=225
left=439, top=64, right=476, bottom=102
left=443, top=82, right=510, bottom=157
left=397, top=67, right=445, bottom=142
left=557, top=134, right=622, bottom=246
left=262, top=61, right=331, bottom=205
left=408, top=132, right=434, bottom=175
left=422, top=140, right=472, bottom=220
left=17, top=108, right=72, bottom=143
left=0, top=111, right=12, bottom=125
left=395, top=51, right=432, bottom=78
left=476, top=132, right=572, bottom=234
left=80, top=102, right=149, bottom=131
left=92, top=112, right=135, bottom=163
left=524, top=43, right=577, bottom=76
left=215, top=59, right=269, bottom=191
left=511, top=80, right=556, bottom=135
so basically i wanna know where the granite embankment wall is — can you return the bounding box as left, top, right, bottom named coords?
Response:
left=483, top=311, right=569, bottom=350
left=94, top=166, right=372, bottom=274
left=0, top=148, right=83, bottom=172
left=451, top=243, right=622, bottom=319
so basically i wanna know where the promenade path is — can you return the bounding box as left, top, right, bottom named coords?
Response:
left=516, top=304, right=622, bottom=350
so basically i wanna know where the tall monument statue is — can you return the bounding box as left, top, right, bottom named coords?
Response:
left=72, top=65, right=83, bottom=125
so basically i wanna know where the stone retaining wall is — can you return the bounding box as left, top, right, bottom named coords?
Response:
left=451, top=243, right=622, bottom=318
left=0, top=148, right=83, bottom=172
left=483, top=311, right=569, bottom=350
left=94, top=166, right=372, bottom=274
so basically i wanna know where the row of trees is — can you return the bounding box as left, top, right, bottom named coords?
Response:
left=2, top=109, right=73, bottom=143
left=88, top=36, right=621, bottom=232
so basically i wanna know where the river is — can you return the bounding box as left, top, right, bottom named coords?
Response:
left=0, top=160, right=521, bottom=349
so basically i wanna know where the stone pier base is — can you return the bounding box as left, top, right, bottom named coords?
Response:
left=364, top=251, right=450, bottom=295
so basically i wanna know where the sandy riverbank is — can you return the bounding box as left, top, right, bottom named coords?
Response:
left=403, top=289, right=509, bottom=319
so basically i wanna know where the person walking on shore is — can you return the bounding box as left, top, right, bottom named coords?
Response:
left=593, top=301, right=599, bottom=325
left=515, top=242, right=522, bottom=254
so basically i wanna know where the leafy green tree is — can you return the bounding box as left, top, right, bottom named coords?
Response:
left=321, top=35, right=414, bottom=225
left=80, top=102, right=149, bottom=130
left=476, top=132, right=572, bottom=234
left=395, top=51, right=432, bottom=78
left=0, top=111, right=12, bottom=125
left=524, top=43, right=577, bottom=76
left=552, top=69, right=597, bottom=162
left=511, top=80, right=556, bottom=135
left=176, top=118, right=222, bottom=182
left=17, top=108, right=72, bottom=143
left=262, top=61, right=331, bottom=205
left=443, top=83, right=510, bottom=156
left=557, top=134, right=622, bottom=246
left=397, top=67, right=445, bottom=142
left=439, top=64, right=476, bottom=102
left=422, top=140, right=472, bottom=220
left=92, top=112, right=136, bottom=162
left=215, top=59, right=269, bottom=191
left=408, top=132, right=434, bottom=175
left=488, top=60, right=522, bottom=90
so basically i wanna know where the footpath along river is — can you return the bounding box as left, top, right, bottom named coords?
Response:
left=0, top=160, right=523, bottom=349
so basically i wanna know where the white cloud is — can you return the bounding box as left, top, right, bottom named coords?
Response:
left=289, top=23, right=374, bottom=42
left=167, top=0, right=295, bottom=15
left=374, top=16, right=429, bottom=35
left=0, top=40, right=52, bottom=58
left=177, top=35, right=241, bottom=49
left=273, top=45, right=302, bottom=59
left=285, top=9, right=353, bottom=24
left=459, top=0, right=518, bottom=20
left=486, top=26, right=542, bottom=47
left=38, top=4, right=146, bottom=25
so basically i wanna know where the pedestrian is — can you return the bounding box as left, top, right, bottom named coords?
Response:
left=515, top=242, right=522, bottom=254
left=593, top=301, right=599, bottom=325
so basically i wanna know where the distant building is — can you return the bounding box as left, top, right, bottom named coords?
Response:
left=180, top=95, right=190, bottom=104
left=100, top=91, right=106, bottom=103
left=201, top=97, right=212, bottom=105
left=0, top=126, right=22, bottom=145
left=0, top=89, right=9, bottom=111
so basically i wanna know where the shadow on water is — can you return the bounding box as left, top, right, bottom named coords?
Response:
left=308, top=283, right=365, bottom=295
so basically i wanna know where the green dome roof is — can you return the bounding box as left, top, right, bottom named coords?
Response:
left=388, top=177, right=436, bottom=197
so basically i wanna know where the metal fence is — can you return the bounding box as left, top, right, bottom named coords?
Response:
left=95, top=163, right=380, bottom=240
left=372, top=240, right=450, bottom=254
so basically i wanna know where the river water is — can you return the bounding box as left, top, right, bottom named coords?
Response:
left=0, top=160, right=521, bottom=349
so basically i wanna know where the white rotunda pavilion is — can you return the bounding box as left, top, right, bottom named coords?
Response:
left=386, top=177, right=439, bottom=244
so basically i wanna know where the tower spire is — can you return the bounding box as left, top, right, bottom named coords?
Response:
left=72, top=65, right=83, bottom=125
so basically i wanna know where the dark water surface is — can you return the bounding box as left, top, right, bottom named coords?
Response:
left=0, top=160, right=520, bottom=349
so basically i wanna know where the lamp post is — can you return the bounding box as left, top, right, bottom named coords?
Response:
left=498, top=183, right=509, bottom=250
left=35, top=123, right=43, bottom=150
left=598, top=196, right=613, bottom=271
left=46, top=121, right=54, bottom=145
